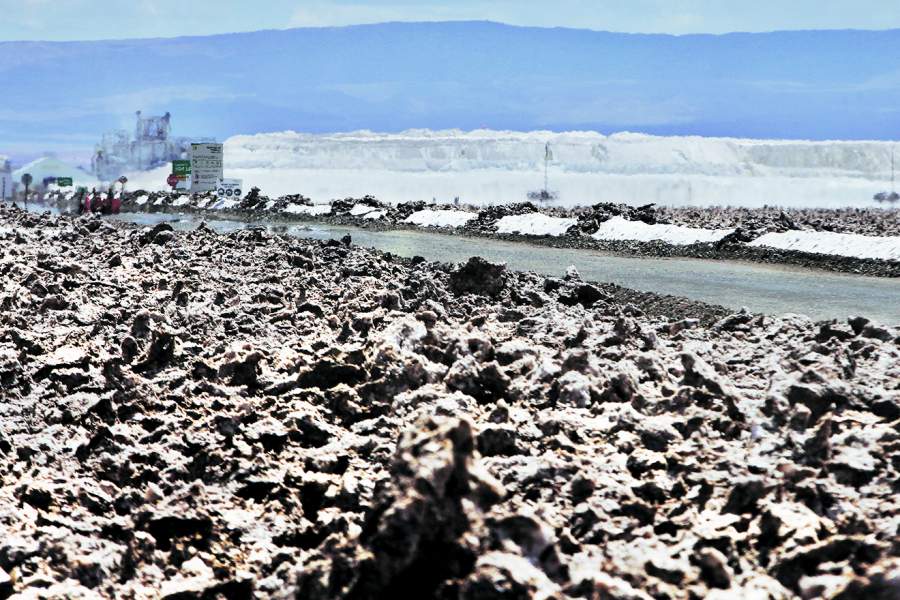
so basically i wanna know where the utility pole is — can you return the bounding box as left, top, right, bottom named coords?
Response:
left=892, top=148, right=899, bottom=205
left=544, top=142, right=551, bottom=193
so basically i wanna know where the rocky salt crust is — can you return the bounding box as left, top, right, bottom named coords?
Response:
left=1, top=205, right=899, bottom=599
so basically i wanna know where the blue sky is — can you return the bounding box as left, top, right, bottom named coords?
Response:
left=3, top=0, right=900, bottom=41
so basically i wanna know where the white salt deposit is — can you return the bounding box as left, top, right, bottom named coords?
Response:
left=495, top=213, right=577, bottom=236
left=592, top=216, right=733, bottom=245
left=749, top=230, right=900, bottom=261
left=284, top=203, right=332, bottom=216
left=404, top=209, right=476, bottom=228
left=350, top=203, right=380, bottom=216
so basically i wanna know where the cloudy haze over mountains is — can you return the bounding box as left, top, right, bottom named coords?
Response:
left=2, top=21, right=900, bottom=160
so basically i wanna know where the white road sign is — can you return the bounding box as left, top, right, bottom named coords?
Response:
left=217, top=178, right=243, bottom=199
left=190, top=143, right=223, bottom=192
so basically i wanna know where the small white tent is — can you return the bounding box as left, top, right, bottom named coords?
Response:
left=12, top=157, right=98, bottom=189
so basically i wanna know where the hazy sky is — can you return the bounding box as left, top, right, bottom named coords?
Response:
left=3, top=0, right=900, bottom=41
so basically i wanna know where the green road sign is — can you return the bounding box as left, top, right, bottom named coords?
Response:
left=172, top=160, right=191, bottom=176
left=56, top=177, right=73, bottom=187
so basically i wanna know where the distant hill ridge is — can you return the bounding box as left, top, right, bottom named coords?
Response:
left=2, top=21, right=899, bottom=158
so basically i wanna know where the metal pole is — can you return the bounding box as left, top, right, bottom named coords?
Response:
left=891, top=148, right=894, bottom=194
left=544, top=143, right=549, bottom=193
left=544, top=155, right=548, bottom=193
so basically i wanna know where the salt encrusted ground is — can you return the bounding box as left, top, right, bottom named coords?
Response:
left=1, top=206, right=898, bottom=599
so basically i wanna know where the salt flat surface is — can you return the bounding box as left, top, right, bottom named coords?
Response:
left=404, top=209, right=476, bottom=228
left=749, top=230, right=900, bottom=261
left=496, top=213, right=577, bottom=236
left=592, top=216, right=734, bottom=245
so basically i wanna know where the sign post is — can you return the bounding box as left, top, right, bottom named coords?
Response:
left=21, top=173, right=32, bottom=208
left=216, top=178, right=243, bottom=201
left=172, top=160, right=191, bottom=191
left=190, top=143, right=223, bottom=193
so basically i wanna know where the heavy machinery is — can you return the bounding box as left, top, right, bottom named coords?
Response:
left=91, top=111, right=210, bottom=182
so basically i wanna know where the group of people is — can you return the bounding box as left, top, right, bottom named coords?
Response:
left=78, top=188, right=122, bottom=215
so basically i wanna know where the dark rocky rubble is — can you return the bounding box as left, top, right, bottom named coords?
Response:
left=0, top=206, right=899, bottom=599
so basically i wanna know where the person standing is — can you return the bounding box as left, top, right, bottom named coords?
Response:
left=84, top=188, right=95, bottom=214
left=105, top=186, right=115, bottom=215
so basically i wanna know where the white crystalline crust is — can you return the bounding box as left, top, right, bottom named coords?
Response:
left=592, top=217, right=734, bottom=245
left=495, top=214, right=578, bottom=236
left=404, top=210, right=476, bottom=228
left=284, top=204, right=332, bottom=216
left=749, top=230, right=900, bottom=261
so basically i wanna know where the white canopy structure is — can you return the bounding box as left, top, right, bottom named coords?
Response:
left=12, top=157, right=99, bottom=189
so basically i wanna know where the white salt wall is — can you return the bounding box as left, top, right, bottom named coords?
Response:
left=224, top=130, right=899, bottom=178
left=124, top=166, right=889, bottom=209
left=124, top=129, right=900, bottom=208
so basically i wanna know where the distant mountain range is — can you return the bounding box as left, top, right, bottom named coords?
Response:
left=2, top=21, right=900, bottom=160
